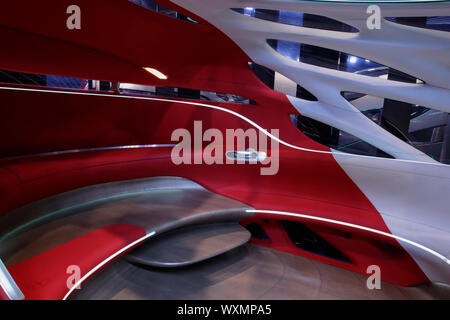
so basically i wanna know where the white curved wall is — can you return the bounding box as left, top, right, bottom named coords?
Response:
left=172, top=0, right=450, bottom=284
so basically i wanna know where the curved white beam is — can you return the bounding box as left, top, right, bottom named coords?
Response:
left=171, top=0, right=450, bottom=162
left=4, top=85, right=450, bottom=286
left=170, top=0, right=450, bottom=284
left=288, top=96, right=435, bottom=162
left=2, top=85, right=448, bottom=165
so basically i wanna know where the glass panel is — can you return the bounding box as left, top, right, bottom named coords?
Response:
left=249, top=62, right=318, bottom=101
left=129, top=0, right=199, bottom=23
left=0, top=69, right=84, bottom=89
left=290, top=114, right=394, bottom=158
left=267, top=39, right=423, bottom=84
left=385, top=16, right=450, bottom=32
left=342, top=91, right=450, bottom=164
left=231, top=8, right=358, bottom=32
left=0, top=70, right=47, bottom=86
left=0, top=69, right=254, bottom=104
left=46, top=76, right=84, bottom=89
left=119, top=84, right=255, bottom=104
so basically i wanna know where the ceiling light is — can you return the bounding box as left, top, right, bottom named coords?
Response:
left=143, top=67, right=167, bottom=80
left=244, top=7, right=254, bottom=16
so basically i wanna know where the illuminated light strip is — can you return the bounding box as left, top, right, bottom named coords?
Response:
left=143, top=67, right=168, bottom=80
left=62, top=230, right=156, bottom=300
left=0, top=189, right=178, bottom=244
left=0, top=85, right=449, bottom=167
left=246, top=209, right=450, bottom=266
left=0, top=259, right=24, bottom=300
left=61, top=207, right=450, bottom=300
left=1, top=144, right=176, bottom=162
left=1, top=85, right=445, bottom=299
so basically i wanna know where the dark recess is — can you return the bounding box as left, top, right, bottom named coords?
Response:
left=245, top=223, right=270, bottom=241
left=282, top=220, right=351, bottom=263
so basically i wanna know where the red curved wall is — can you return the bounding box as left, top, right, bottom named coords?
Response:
left=0, top=0, right=430, bottom=295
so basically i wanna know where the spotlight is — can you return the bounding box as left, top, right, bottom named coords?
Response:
left=244, top=7, right=255, bottom=16
left=143, top=67, right=168, bottom=80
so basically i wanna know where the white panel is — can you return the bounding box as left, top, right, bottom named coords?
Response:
left=332, top=151, right=450, bottom=283
left=288, top=96, right=434, bottom=162
left=172, top=0, right=450, bottom=162
left=274, top=72, right=297, bottom=97
left=119, top=83, right=156, bottom=92
left=350, top=95, right=384, bottom=111
left=171, top=0, right=450, bottom=283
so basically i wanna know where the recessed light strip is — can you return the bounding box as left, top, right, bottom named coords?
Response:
left=62, top=231, right=156, bottom=300
left=1, top=85, right=449, bottom=167
left=0, top=144, right=176, bottom=162
left=0, top=259, right=24, bottom=300
left=61, top=208, right=450, bottom=300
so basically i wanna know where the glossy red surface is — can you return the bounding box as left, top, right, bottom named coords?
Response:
left=241, top=216, right=428, bottom=286
left=0, top=0, right=431, bottom=299
left=8, top=224, right=146, bottom=300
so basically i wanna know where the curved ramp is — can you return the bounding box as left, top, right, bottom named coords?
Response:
left=126, top=223, right=251, bottom=268
left=0, top=177, right=253, bottom=266
left=71, top=244, right=450, bottom=300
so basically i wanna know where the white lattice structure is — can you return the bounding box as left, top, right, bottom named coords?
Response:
left=172, top=0, right=450, bottom=284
